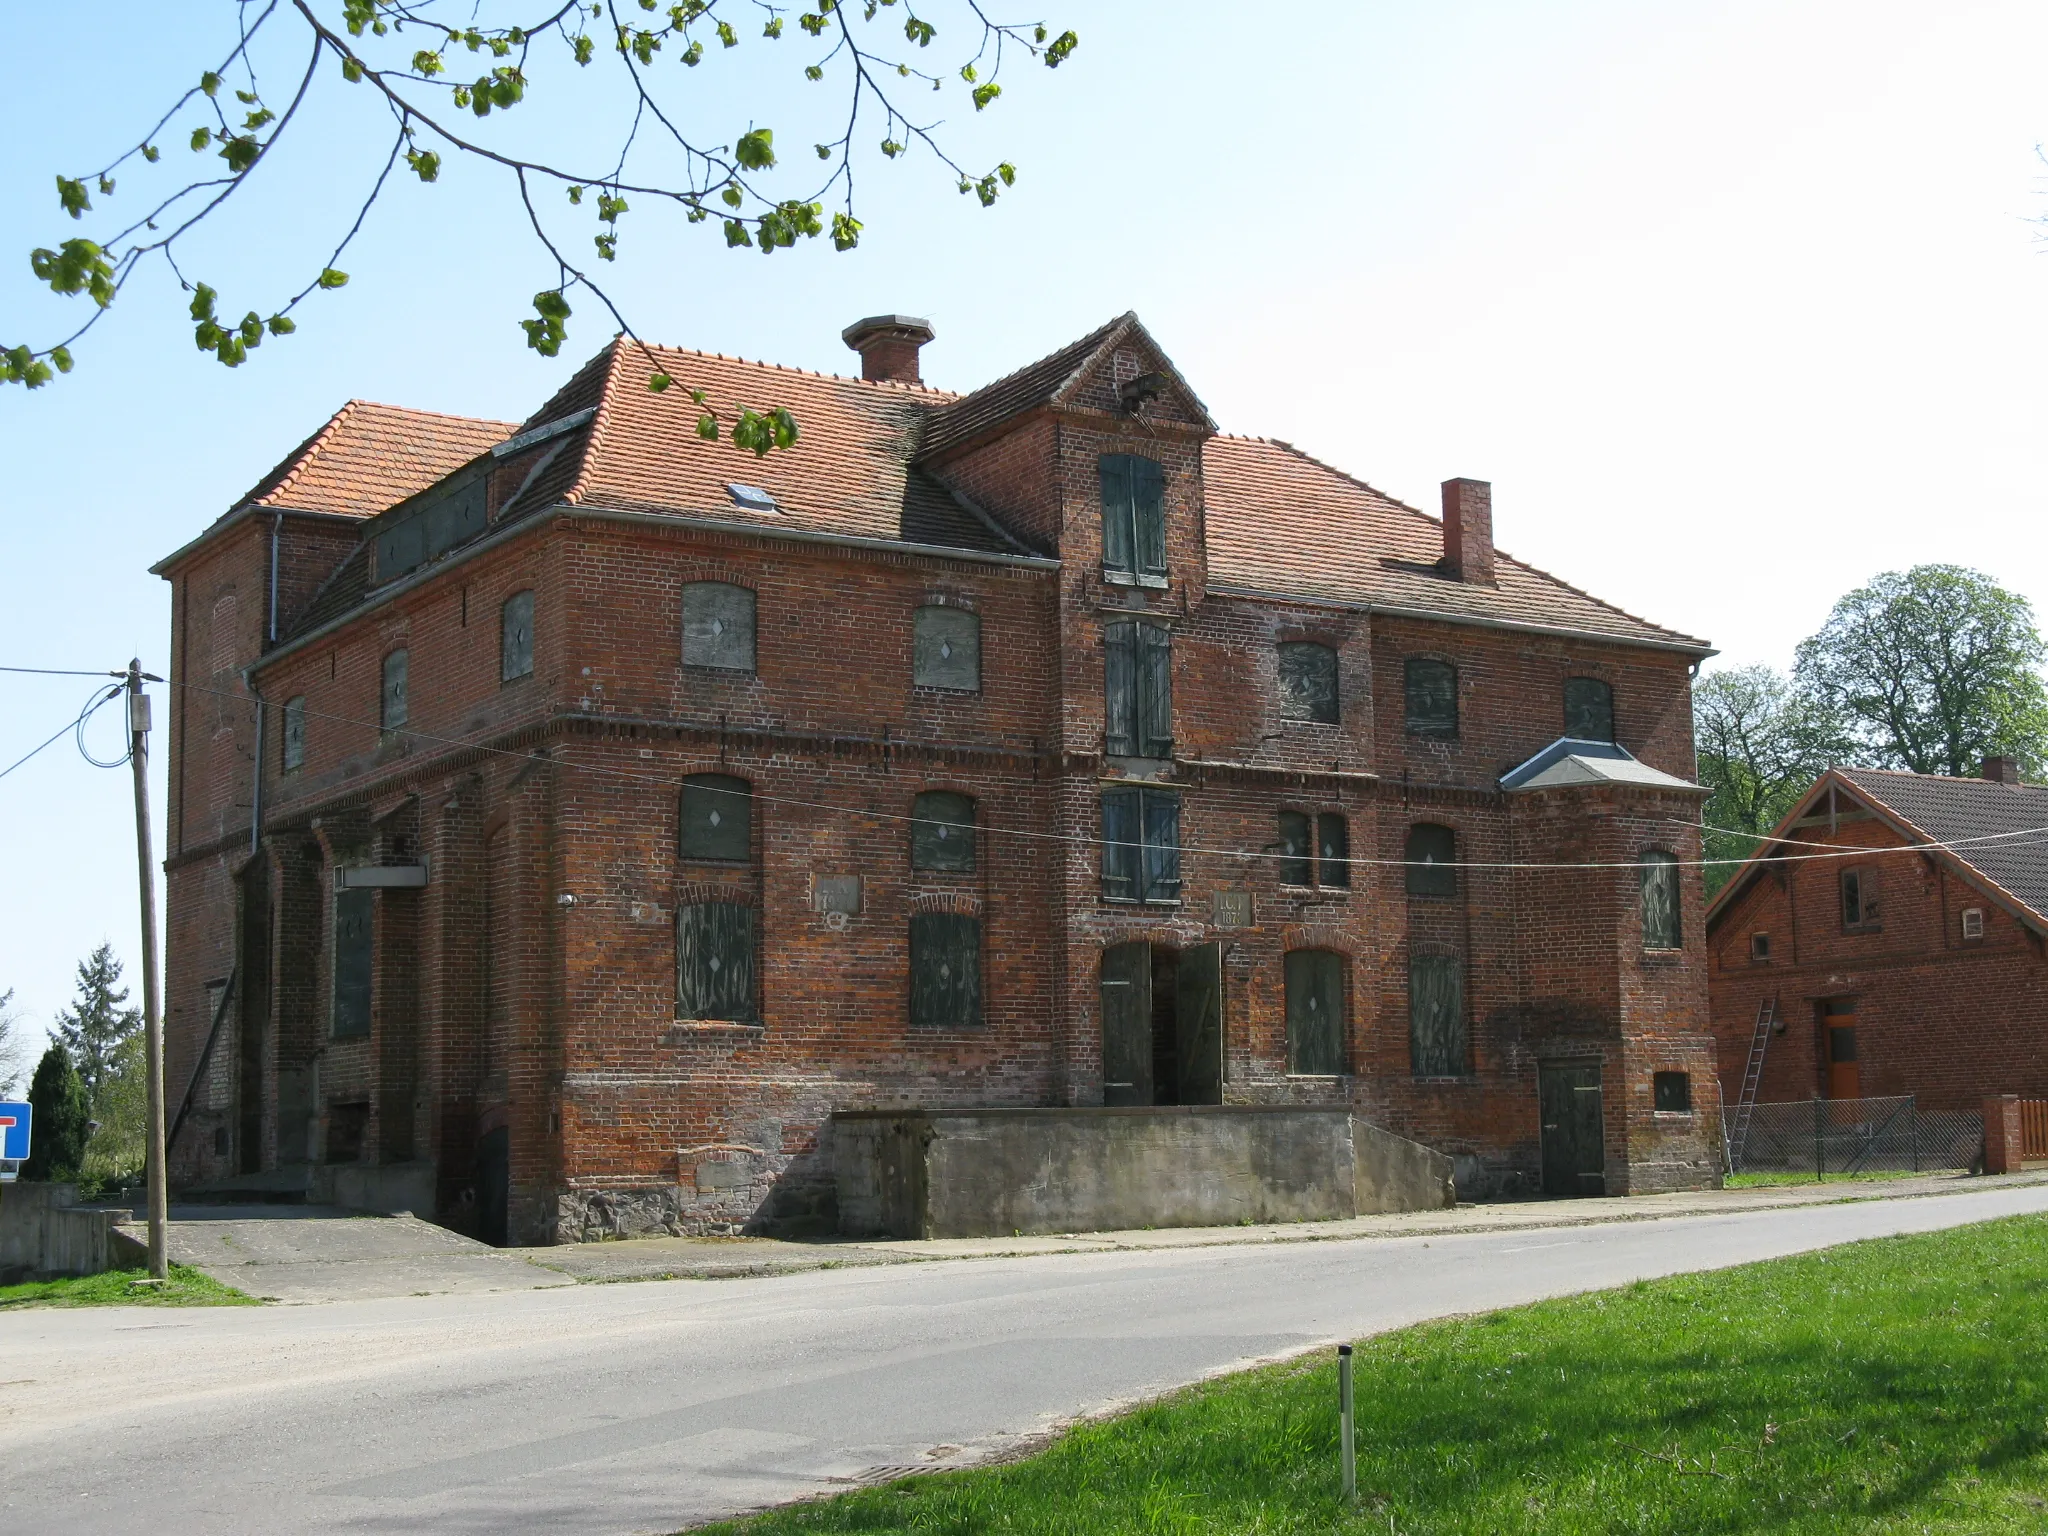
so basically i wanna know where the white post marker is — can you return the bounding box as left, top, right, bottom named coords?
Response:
left=1338, top=1342, right=1356, bottom=1506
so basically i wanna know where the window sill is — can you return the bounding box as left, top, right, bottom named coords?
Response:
left=1411, top=1074, right=1477, bottom=1084
left=911, top=684, right=982, bottom=697
left=1404, top=730, right=1459, bottom=743
left=1102, top=570, right=1170, bottom=590
left=677, top=856, right=752, bottom=868
left=1285, top=1072, right=1351, bottom=1081
left=1651, top=1109, right=1695, bottom=1121
left=665, top=1019, right=764, bottom=1042
left=500, top=671, right=534, bottom=689
left=680, top=663, right=757, bottom=677
left=1101, top=896, right=1184, bottom=909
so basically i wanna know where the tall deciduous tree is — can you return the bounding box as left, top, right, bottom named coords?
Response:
left=5, top=0, right=1079, bottom=451
left=22, top=1045, right=91, bottom=1183
left=1794, top=565, right=2048, bottom=778
left=0, top=989, right=29, bottom=1101
left=52, top=943, right=142, bottom=1109
left=1694, top=664, right=1845, bottom=893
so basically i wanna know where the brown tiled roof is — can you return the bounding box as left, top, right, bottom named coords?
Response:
left=1202, top=437, right=1710, bottom=651
left=919, top=313, right=1127, bottom=460
left=1834, top=767, right=2048, bottom=925
left=237, top=400, right=516, bottom=517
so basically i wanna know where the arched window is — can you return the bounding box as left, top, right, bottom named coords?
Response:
left=501, top=590, right=535, bottom=682
left=911, top=791, right=976, bottom=872
left=1564, top=676, right=1614, bottom=742
left=381, top=649, right=409, bottom=731
left=910, top=912, right=982, bottom=1028
left=1405, top=823, right=1457, bottom=897
left=676, top=901, right=756, bottom=1021
left=682, top=581, right=756, bottom=672
left=1404, top=658, right=1457, bottom=738
left=1639, top=849, right=1681, bottom=949
left=913, top=605, right=981, bottom=691
left=1099, top=453, right=1166, bottom=581
left=1278, top=642, right=1339, bottom=724
left=680, top=774, right=752, bottom=862
left=1285, top=949, right=1347, bottom=1075
left=1276, top=810, right=1313, bottom=886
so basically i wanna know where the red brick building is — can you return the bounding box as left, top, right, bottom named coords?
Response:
left=154, top=313, right=1721, bottom=1243
left=1708, top=759, right=2048, bottom=1115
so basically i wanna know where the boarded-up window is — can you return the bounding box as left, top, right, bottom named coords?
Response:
left=501, top=590, right=535, bottom=681
left=1653, top=1071, right=1692, bottom=1112
left=1277, top=810, right=1313, bottom=885
left=680, top=774, right=752, bottom=862
left=1099, top=454, right=1167, bottom=580
left=682, top=581, right=757, bottom=672
left=281, top=696, right=306, bottom=772
left=1408, top=951, right=1466, bottom=1076
left=1318, top=813, right=1351, bottom=889
left=1564, top=676, right=1614, bottom=742
left=1640, top=850, right=1681, bottom=949
left=677, top=901, right=757, bottom=1021
left=1102, top=786, right=1181, bottom=903
left=911, top=791, right=976, bottom=872
left=909, top=912, right=982, bottom=1028
left=1286, top=949, right=1347, bottom=1075
left=209, top=594, right=238, bottom=676
left=332, top=888, right=373, bottom=1039
left=1404, top=658, right=1457, bottom=738
left=1278, top=642, right=1339, bottom=724
left=381, top=650, right=408, bottom=731
left=1405, top=823, right=1457, bottom=897
left=1104, top=620, right=1172, bottom=758
left=914, top=606, right=981, bottom=691
left=375, top=478, right=487, bottom=582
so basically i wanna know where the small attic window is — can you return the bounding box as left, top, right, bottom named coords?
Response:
left=727, top=482, right=779, bottom=512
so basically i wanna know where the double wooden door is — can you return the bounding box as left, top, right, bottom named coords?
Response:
left=1101, top=942, right=1224, bottom=1107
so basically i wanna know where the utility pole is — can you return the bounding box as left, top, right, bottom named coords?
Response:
left=128, top=659, right=168, bottom=1280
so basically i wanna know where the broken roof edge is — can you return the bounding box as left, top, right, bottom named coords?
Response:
left=1202, top=582, right=1718, bottom=657
left=149, top=502, right=366, bottom=578
left=250, top=499, right=1060, bottom=678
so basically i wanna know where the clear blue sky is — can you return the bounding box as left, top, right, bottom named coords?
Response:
left=4, top=2, right=2046, bottom=1042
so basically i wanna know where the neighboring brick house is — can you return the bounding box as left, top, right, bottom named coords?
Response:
left=153, top=311, right=1721, bottom=1244
left=1708, top=757, right=2048, bottom=1115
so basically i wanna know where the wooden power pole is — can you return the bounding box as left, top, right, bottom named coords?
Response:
left=127, top=659, right=168, bottom=1280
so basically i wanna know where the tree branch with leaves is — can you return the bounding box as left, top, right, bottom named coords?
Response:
left=6, top=0, right=1076, bottom=452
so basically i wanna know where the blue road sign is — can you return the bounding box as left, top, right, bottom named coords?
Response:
left=0, top=1101, right=31, bottom=1162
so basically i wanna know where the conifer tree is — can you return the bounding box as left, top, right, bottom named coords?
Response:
left=52, top=942, right=141, bottom=1109
left=22, top=1044, right=90, bottom=1183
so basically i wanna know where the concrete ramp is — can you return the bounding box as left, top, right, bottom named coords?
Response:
left=134, top=1206, right=574, bottom=1303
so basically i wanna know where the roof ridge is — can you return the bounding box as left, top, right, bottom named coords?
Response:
left=1263, top=440, right=1707, bottom=647
left=338, top=399, right=520, bottom=427
left=936, top=312, right=1132, bottom=415
left=561, top=338, right=627, bottom=508
left=251, top=399, right=362, bottom=510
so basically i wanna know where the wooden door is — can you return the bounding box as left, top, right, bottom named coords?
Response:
left=1101, top=942, right=1152, bottom=1106
left=1539, top=1062, right=1606, bottom=1197
left=1175, top=942, right=1224, bottom=1106
left=477, top=1125, right=509, bottom=1247
left=1823, top=1001, right=1860, bottom=1100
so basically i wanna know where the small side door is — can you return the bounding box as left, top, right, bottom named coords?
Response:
left=1823, top=1001, right=1860, bottom=1100
left=1101, top=942, right=1152, bottom=1107
left=1175, top=941, right=1224, bottom=1106
left=1539, top=1062, right=1606, bottom=1197
left=477, top=1125, right=510, bottom=1247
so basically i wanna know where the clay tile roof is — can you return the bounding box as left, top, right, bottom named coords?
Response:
left=1202, top=437, right=1710, bottom=651
left=1833, top=767, right=2048, bottom=925
left=528, top=340, right=1019, bottom=555
left=917, top=312, right=1133, bottom=461
left=239, top=400, right=517, bottom=517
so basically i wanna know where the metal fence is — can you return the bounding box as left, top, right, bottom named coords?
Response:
left=1728, top=1096, right=1983, bottom=1177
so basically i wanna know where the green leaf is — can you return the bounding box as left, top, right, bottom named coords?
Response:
left=520, top=289, right=572, bottom=356
left=190, top=127, right=211, bottom=151
left=971, top=81, right=1001, bottom=111
left=805, top=64, right=824, bottom=81
left=831, top=212, right=862, bottom=251
left=903, top=16, right=935, bottom=46
left=142, top=143, right=160, bottom=163
left=189, top=283, right=218, bottom=322
left=716, top=19, right=738, bottom=46
left=317, top=268, right=349, bottom=289
left=341, top=57, right=364, bottom=83
left=721, top=184, right=743, bottom=208
left=771, top=407, right=799, bottom=448
left=649, top=371, right=672, bottom=392
left=568, top=184, right=585, bottom=205
left=239, top=311, right=264, bottom=344
left=696, top=412, right=719, bottom=441
left=1044, top=29, right=1078, bottom=67
left=200, top=71, right=222, bottom=97
left=55, top=177, right=91, bottom=219
left=235, top=88, right=258, bottom=104
left=735, top=128, right=776, bottom=170
left=407, top=148, right=441, bottom=182
left=50, top=345, right=74, bottom=374
left=723, top=219, right=752, bottom=247
left=815, top=142, right=831, bottom=159
left=763, top=16, right=783, bottom=37
left=96, top=175, right=115, bottom=196
left=266, top=314, right=296, bottom=336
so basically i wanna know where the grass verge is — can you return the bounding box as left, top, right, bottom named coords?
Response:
left=1723, top=1169, right=1939, bottom=1189
left=700, top=1213, right=2048, bottom=1534
left=0, top=1264, right=258, bottom=1308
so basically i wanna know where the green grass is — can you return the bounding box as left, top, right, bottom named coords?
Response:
left=0, top=1264, right=258, bottom=1308
left=701, top=1214, right=2048, bottom=1534
left=1723, top=1169, right=1936, bottom=1189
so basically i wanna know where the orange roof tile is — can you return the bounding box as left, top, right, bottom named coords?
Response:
left=239, top=400, right=517, bottom=517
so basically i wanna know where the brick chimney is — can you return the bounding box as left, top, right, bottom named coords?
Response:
left=842, top=314, right=935, bottom=385
left=1441, top=478, right=1495, bottom=586
left=1982, top=754, right=2021, bottom=784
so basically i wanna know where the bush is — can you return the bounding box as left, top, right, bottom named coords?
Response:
left=21, top=1044, right=90, bottom=1182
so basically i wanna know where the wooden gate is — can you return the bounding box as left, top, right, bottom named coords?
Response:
left=2023, top=1100, right=2048, bottom=1160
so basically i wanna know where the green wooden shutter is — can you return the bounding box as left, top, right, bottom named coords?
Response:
left=1137, top=622, right=1173, bottom=758
left=1408, top=951, right=1466, bottom=1076
left=680, top=775, right=752, bottom=862
left=1175, top=941, right=1224, bottom=1105
left=1099, top=456, right=1135, bottom=575
left=1278, top=643, right=1339, bottom=724
left=1103, top=622, right=1138, bottom=756
left=682, top=582, right=757, bottom=671
left=1131, top=456, right=1167, bottom=578
left=1277, top=810, right=1312, bottom=886
left=1317, top=813, right=1350, bottom=889
left=1286, top=949, right=1346, bottom=1075
left=1101, top=787, right=1140, bottom=900
left=1404, top=658, right=1458, bottom=738
left=1100, top=940, right=1151, bottom=1105
left=678, top=901, right=757, bottom=1020
left=1141, top=788, right=1181, bottom=902
left=911, top=791, right=976, bottom=871
left=910, top=912, right=981, bottom=1028
left=501, top=590, right=535, bottom=681
left=913, top=605, right=981, bottom=691
left=333, top=888, right=373, bottom=1039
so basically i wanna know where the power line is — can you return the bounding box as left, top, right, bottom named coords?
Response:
left=0, top=665, right=126, bottom=678
left=0, top=684, right=123, bottom=783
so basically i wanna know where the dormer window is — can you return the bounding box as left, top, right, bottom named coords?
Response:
left=727, top=482, right=778, bottom=512
left=1099, top=453, right=1166, bottom=585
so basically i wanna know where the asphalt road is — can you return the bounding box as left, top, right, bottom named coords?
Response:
left=4, top=1184, right=2046, bottom=1535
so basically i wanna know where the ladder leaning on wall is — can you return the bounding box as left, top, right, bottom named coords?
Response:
left=1723, top=994, right=1778, bottom=1174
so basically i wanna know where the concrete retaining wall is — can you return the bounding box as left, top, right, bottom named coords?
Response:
left=0, top=1183, right=144, bottom=1281
left=834, top=1107, right=1455, bottom=1239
